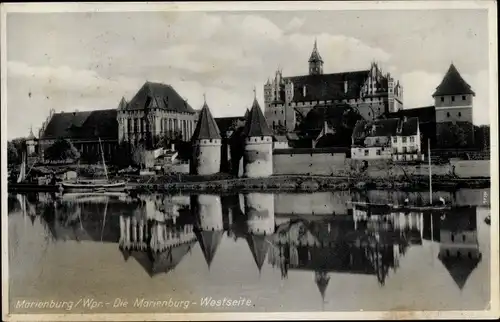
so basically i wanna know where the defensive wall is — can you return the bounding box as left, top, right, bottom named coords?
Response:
left=273, top=148, right=490, bottom=179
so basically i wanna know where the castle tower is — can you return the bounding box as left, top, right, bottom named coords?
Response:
left=433, top=63, right=475, bottom=148
left=309, top=39, right=324, bottom=75
left=191, top=97, right=222, bottom=175
left=192, top=194, right=224, bottom=269
left=26, top=126, right=37, bottom=156
left=242, top=93, right=274, bottom=178
left=117, top=97, right=129, bottom=143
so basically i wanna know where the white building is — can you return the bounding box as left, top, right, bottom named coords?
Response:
left=351, top=117, right=423, bottom=161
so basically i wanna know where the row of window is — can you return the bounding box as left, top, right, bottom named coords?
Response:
left=440, top=95, right=467, bottom=102
left=357, top=147, right=417, bottom=156
left=446, top=112, right=462, bottom=118
left=392, top=136, right=416, bottom=143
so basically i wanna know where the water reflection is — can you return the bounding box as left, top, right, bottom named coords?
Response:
left=8, top=190, right=490, bottom=311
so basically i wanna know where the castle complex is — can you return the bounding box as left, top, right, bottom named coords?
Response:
left=263, top=40, right=404, bottom=132
left=30, top=39, right=479, bottom=169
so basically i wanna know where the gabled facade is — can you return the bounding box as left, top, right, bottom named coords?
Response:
left=264, top=40, right=403, bottom=132
left=117, top=81, right=197, bottom=147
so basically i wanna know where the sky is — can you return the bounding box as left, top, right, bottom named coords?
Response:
left=5, top=8, right=492, bottom=139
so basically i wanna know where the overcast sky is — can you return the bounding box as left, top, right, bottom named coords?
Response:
left=6, top=8, right=492, bottom=139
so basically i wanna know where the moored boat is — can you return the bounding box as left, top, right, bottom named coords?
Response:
left=61, top=137, right=126, bottom=193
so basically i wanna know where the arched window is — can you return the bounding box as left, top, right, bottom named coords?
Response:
left=458, top=112, right=462, bottom=117
left=447, top=112, right=451, bottom=118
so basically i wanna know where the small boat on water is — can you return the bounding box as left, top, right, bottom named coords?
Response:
left=61, top=138, right=126, bottom=193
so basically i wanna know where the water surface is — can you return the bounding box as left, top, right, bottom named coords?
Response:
left=8, top=189, right=491, bottom=313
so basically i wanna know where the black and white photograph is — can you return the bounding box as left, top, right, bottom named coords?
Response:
left=1, top=1, right=498, bottom=321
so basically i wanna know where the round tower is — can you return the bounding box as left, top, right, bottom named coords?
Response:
left=191, top=97, right=222, bottom=175
left=243, top=93, right=274, bottom=178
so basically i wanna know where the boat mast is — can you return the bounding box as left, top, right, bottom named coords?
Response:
left=98, top=137, right=109, bottom=181
left=428, top=138, right=432, bottom=205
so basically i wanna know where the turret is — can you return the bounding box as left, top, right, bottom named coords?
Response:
left=309, top=39, right=324, bottom=75
left=26, top=126, right=37, bottom=156
left=242, top=92, right=274, bottom=178
left=117, top=97, right=129, bottom=142
left=191, top=97, right=222, bottom=175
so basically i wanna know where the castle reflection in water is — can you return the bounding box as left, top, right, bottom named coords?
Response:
left=9, top=191, right=483, bottom=301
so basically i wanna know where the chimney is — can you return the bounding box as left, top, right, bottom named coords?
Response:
left=344, top=81, right=348, bottom=94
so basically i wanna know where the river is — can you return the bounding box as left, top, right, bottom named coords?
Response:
left=7, top=188, right=491, bottom=313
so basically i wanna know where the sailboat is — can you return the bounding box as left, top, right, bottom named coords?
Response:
left=61, top=138, right=126, bottom=193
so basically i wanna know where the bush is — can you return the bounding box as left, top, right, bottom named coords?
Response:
left=45, top=138, right=80, bottom=162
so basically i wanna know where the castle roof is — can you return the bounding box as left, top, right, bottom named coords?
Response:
left=27, top=127, right=36, bottom=140
left=246, top=234, right=271, bottom=273
left=243, top=98, right=273, bottom=137
left=309, top=39, right=323, bottom=63
left=125, top=81, right=195, bottom=113
left=40, top=109, right=118, bottom=141
left=432, top=64, right=475, bottom=97
left=194, top=229, right=223, bottom=269
left=283, top=70, right=371, bottom=102
left=192, top=103, right=222, bottom=140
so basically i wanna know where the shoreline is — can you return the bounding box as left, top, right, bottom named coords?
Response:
left=126, top=175, right=491, bottom=194
left=8, top=174, right=490, bottom=194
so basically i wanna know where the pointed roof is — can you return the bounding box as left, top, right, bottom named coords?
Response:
left=439, top=255, right=481, bottom=290
left=118, top=97, right=127, bottom=110
left=125, top=81, right=195, bottom=113
left=27, top=126, right=36, bottom=140
left=315, top=271, right=330, bottom=302
left=243, top=98, right=273, bottom=137
left=309, top=39, right=323, bottom=63
left=194, top=229, right=224, bottom=268
left=432, top=64, right=475, bottom=97
left=244, top=108, right=250, bottom=119
left=191, top=102, right=222, bottom=140
left=246, top=234, right=270, bottom=272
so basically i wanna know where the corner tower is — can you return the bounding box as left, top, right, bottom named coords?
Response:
left=433, top=63, right=475, bottom=147
left=309, top=39, right=324, bottom=75
left=191, top=98, right=222, bottom=175
left=243, top=93, right=274, bottom=178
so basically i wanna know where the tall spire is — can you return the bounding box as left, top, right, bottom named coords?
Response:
left=309, top=38, right=323, bottom=75
left=432, top=63, right=475, bottom=97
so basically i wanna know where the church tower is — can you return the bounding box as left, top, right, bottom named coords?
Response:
left=243, top=93, right=274, bottom=178
left=309, top=39, right=324, bottom=75
left=191, top=97, right=222, bottom=175
left=433, top=63, right=475, bottom=148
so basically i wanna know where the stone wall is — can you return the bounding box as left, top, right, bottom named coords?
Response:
left=273, top=149, right=490, bottom=179
left=273, top=148, right=349, bottom=176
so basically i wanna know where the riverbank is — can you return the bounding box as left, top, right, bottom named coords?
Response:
left=127, top=174, right=490, bottom=194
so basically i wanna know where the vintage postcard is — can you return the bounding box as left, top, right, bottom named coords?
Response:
left=1, top=1, right=498, bottom=321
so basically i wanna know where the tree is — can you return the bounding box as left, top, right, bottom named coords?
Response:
left=45, top=138, right=80, bottom=162
left=438, top=123, right=468, bottom=148
left=8, top=141, right=19, bottom=165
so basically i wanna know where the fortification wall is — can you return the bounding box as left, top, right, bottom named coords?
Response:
left=272, top=149, right=489, bottom=179
left=273, top=148, right=348, bottom=176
